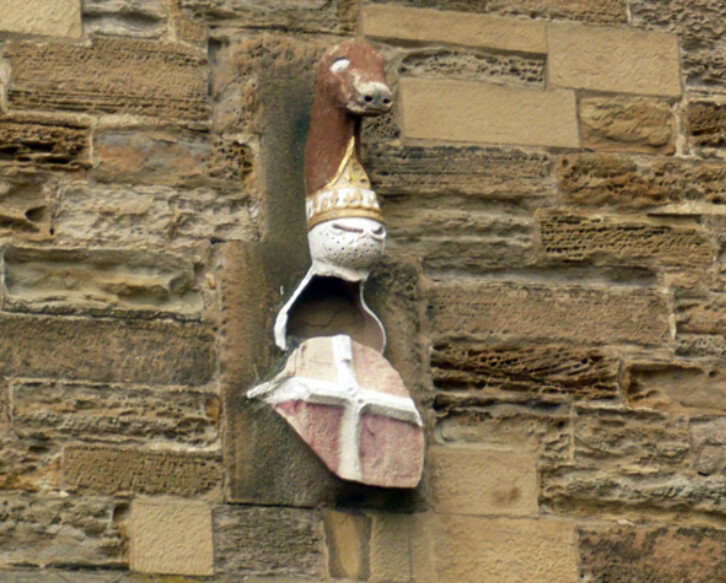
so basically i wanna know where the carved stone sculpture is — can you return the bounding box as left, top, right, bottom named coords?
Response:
left=249, top=42, right=424, bottom=489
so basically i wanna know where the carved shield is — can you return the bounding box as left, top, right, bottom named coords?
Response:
left=249, top=335, right=424, bottom=488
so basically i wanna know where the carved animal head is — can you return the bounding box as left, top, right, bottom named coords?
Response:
left=316, top=42, right=392, bottom=116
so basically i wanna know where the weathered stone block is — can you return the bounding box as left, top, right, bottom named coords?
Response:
left=428, top=281, right=671, bottom=346
left=548, top=23, right=681, bottom=97
left=678, top=333, right=726, bottom=359
left=0, top=0, right=81, bottom=37
left=429, top=446, right=538, bottom=516
left=12, top=380, right=218, bottom=445
left=213, top=505, right=324, bottom=578
left=411, top=514, right=578, bottom=583
left=369, top=512, right=411, bottom=583
left=579, top=525, right=726, bottom=582
left=370, top=0, right=627, bottom=24
left=4, top=38, right=209, bottom=122
left=688, top=101, right=726, bottom=152
left=0, top=172, right=53, bottom=240
left=0, top=493, right=123, bottom=568
left=55, top=182, right=258, bottom=247
left=0, top=435, right=61, bottom=493
left=323, top=510, right=371, bottom=580
left=130, top=498, right=213, bottom=576
left=93, top=129, right=253, bottom=190
left=363, top=5, right=547, bottom=53
left=0, top=113, right=90, bottom=172
left=0, top=313, right=215, bottom=385
left=537, top=211, right=713, bottom=266
left=625, top=361, right=726, bottom=413
left=82, top=0, right=167, bottom=38
left=691, top=417, right=726, bottom=476
left=557, top=154, right=726, bottom=209
left=579, top=96, right=676, bottom=154
left=399, top=78, right=579, bottom=148
left=62, top=443, right=221, bottom=496
left=367, top=143, right=555, bottom=199
left=2, top=247, right=203, bottom=319
left=431, top=342, right=619, bottom=400
left=677, top=293, right=726, bottom=336
left=0, top=378, right=8, bottom=427
left=399, top=47, right=545, bottom=87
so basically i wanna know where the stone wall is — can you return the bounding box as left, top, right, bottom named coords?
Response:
left=0, top=0, right=725, bottom=581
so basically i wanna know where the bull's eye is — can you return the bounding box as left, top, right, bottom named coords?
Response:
left=330, top=58, right=350, bottom=73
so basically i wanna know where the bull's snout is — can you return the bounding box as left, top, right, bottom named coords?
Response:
left=355, top=81, right=392, bottom=113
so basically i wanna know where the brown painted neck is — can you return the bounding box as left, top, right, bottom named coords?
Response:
left=305, top=93, right=361, bottom=196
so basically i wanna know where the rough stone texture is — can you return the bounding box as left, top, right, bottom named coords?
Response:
left=411, top=514, right=578, bottom=583
left=691, top=417, right=726, bottom=476
left=55, top=182, right=258, bottom=247
left=0, top=114, right=91, bottom=172
left=213, top=505, right=323, bottom=578
left=625, top=361, right=726, bottom=413
left=400, top=78, right=579, bottom=148
left=93, top=129, right=254, bottom=190
left=678, top=333, right=726, bottom=359
left=579, top=525, right=726, bottom=582
left=2, top=247, right=203, bottom=319
left=677, top=293, right=726, bottom=336
left=557, top=154, right=726, bottom=209
left=399, top=47, right=545, bottom=87
left=82, top=0, right=168, bottom=38
left=431, top=342, right=619, bottom=400
left=429, top=446, right=538, bottom=516
left=323, top=510, right=371, bottom=580
left=130, top=498, right=213, bottom=576
left=0, top=378, right=8, bottom=427
left=369, top=512, right=412, bottom=583
left=0, top=435, right=61, bottom=493
left=0, top=313, right=215, bottom=385
left=4, top=38, right=209, bottom=123
left=12, top=380, right=218, bottom=445
left=367, top=143, right=556, bottom=199
left=62, top=443, right=221, bottom=496
left=0, top=0, right=81, bottom=38
left=0, top=172, right=53, bottom=241
left=630, top=0, right=726, bottom=91
left=688, top=101, right=726, bottom=152
left=371, top=0, right=627, bottom=24
left=579, top=96, right=676, bottom=154
left=537, top=211, right=713, bottom=266
left=0, top=493, right=123, bottom=568
left=428, top=282, right=671, bottom=346
left=548, top=23, right=681, bottom=97
left=362, top=5, right=548, bottom=53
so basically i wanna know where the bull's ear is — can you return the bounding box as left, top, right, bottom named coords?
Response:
left=330, top=58, right=350, bottom=73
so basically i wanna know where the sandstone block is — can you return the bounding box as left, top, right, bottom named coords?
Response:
left=691, top=417, right=726, bottom=476
left=548, top=23, right=681, bottom=97
left=431, top=342, right=619, bottom=400
left=399, top=47, right=545, bottom=87
left=130, top=498, right=213, bottom=576
left=93, top=129, right=253, bottom=190
left=367, top=143, right=555, bottom=199
left=4, top=38, right=209, bottom=122
left=12, top=380, right=218, bottom=445
left=62, top=443, right=221, bottom=496
left=0, top=493, right=122, bottom=568
left=557, top=154, right=726, bottom=209
left=428, top=281, right=671, bottom=346
left=429, top=446, right=538, bottom=516
left=0, top=113, right=90, bottom=172
left=0, top=434, right=61, bottom=493
left=0, top=313, right=215, bottom=385
left=370, top=0, right=626, bottom=24
left=579, top=96, right=676, bottom=154
left=55, top=182, right=258, bottom=247
left=537, top=211, right=713, bottom=266
left=213, top=505, right=323, bottom=578
left=323, top=510, right=371, bottom=580
left=369, top=512, right=412, bottom=583
left=0, top=172, right=53, bottom=240
left=362, top=5, right=547, bottom=53
left=0, top=0, right=81, bottom=37
left=677, top=293, right=726, bottom=336
left=579, top=525, right=726, bottom=582
left=83, top=0, right=167, bottom=38
left=678, top=334, right=726, bottom=359
left=2, top=247, right=203, bottom=319
left=411, top=514, right=578, bottom=583
left=0, top=378, right=8, bottom=427
left=688, top=101, right=726, bottom=152
left=625, top=361, right=726, bottom=413
left=399, top=78, right=579, bottom=148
